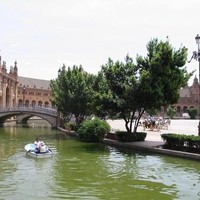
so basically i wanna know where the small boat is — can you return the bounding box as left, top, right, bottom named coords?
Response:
left=25, top=143, right=53, bottom=158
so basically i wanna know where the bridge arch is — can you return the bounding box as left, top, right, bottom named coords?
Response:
left=17, top=114, right=54, bottom=127
left=0, top=106, right=61, bottom=128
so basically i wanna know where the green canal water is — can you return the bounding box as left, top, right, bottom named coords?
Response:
left=0, top=120, right=200, bottom=200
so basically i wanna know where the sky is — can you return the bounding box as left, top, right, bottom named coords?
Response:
left=0, top=0, right=199, bottom=85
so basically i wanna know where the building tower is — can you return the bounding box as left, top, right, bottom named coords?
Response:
left=0, top=52, right=18, bottom=108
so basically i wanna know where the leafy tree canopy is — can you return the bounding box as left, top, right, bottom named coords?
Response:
left=95, top=38, right=194, bottom=133
left=137, top=39, right=194, bottom=108
left=50, top=64, right=96, bottom=125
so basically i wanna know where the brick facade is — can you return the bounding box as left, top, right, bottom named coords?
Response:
left=0, top=54, right=18, bottom=108
left=169, top=76, right=199, bottom=117
left=0, top=54, right=52, bottom=109
left=17, top=76, right=52, bottom=108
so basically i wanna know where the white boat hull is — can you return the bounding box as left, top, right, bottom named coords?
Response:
left=26, top=150, right=53, bottom=158
left=25, top=143, right=53, bottom=158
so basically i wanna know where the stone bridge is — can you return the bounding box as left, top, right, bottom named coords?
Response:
left=0, top=106, right=62, bottom=128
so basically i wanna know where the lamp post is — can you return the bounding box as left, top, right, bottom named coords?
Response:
left=23, top=85, right=26, bottom=107
left=190, top=34, right=200, bottom=135
left=188, top=34, right=200, bottom=135
left=195, top=34, right=200, bottom=136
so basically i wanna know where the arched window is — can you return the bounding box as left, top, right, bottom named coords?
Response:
left=177, top=106, right=181, bottom=113
left=18, top=99, right=23, bottom=107
left=25, top=100, right=29, bottom=107
left=44, top=101, right=49, bottom=107
left=6, top=87, right=9, bottom=107
left=38, top=101, right=42, bottom=107
left=183, top=106, right=188, bottom=113
left=32, top=100, right=36, bottom=107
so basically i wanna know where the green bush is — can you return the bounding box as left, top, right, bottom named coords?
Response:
left=116, top=131, right=147, bottom=142
left=136, top=132, right=147, bottom=141
left=161, top=133, right=200, bottom=152
left=187, top=107, right=198, bottom=119
left=167, top=108, right=176, bottom=119
left=65, top=122, right=76, bottom=131
left=161, top=133, right=186, bottom=149
left=77, top=118, right=111, bottom=142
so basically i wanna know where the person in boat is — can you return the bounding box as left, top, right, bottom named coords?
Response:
left=39, top=141, right=47, bottom=153
left=34, top=138, right=40, bottom=152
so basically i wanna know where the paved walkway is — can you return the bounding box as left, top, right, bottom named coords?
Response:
left=104, top=119, right=200, bottom=160
left=106, top=119, right=199, bottom=144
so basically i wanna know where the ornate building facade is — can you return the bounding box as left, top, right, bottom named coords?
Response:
left=0, top=54, right=18, bottom=108
left=0, top=55, right=52, bottom=109
left=17, top=76, right=52, bottom=108
left=170, top=77, right=199, bottom=117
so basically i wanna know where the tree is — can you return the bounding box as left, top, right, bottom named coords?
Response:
left=50, top=64, right=96, bottom=125
left=135, top=38, right=193, bottom=130
left=136, top=39, right=193, bottom=108
left=187, top=107, right=198, bottom=119
left=167, top=107, right=176, bottom=118
left=95, top=55, right=145, bottom=134
left=96, top=38, right=193, bottom=134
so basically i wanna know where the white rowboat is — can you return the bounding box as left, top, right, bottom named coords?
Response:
left=25, top=143, right=53, bottom=158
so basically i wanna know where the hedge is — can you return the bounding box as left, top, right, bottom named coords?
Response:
left=116, top=131, right=147, bottom=142
left=161, top=133, right=200, bottom=153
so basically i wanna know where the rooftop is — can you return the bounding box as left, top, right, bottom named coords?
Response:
left=18, top=76, right=51, bottom=90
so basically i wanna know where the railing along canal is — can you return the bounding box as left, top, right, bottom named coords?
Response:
left=0, top=106, right=58, bottom=116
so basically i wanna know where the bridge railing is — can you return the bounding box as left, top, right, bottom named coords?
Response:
left=0, top=106, right=58, bottom=116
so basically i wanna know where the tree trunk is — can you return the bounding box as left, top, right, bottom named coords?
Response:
left=133, top=109, right=144, bottom=133
left=123, top=112, right=135, bottom=134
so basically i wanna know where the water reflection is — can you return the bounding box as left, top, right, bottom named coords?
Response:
left=0, top=120, right=200, bottom=199
left=104, top=148, right=200, bottom=199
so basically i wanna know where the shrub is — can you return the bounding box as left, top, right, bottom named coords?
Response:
left=161, top=133, right=185, bottom=149
left=64, top=122, right=76, bottom=131
left=116, top=131, right=147, bottom=142
left=187, top=107, right=198, bottom=119
left=136, top=132, right=147, bottom=141
left=77, top=118, right=111, bottom=142
left=161, top=133, right=200, bottom=152
left=167, top=108, right=176, bottom=119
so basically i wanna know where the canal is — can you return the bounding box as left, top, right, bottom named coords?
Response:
left=0, top=120, right=200, bottom=200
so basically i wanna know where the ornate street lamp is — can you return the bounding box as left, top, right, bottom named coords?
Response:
left=23, top=85, right=26, bottom=107
left=189, top=34, right=200, bottom=135
left=196, top=34, right=200, bottom=136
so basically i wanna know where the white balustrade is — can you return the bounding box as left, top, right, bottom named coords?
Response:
left=0, top=106, right=58, bottom=116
